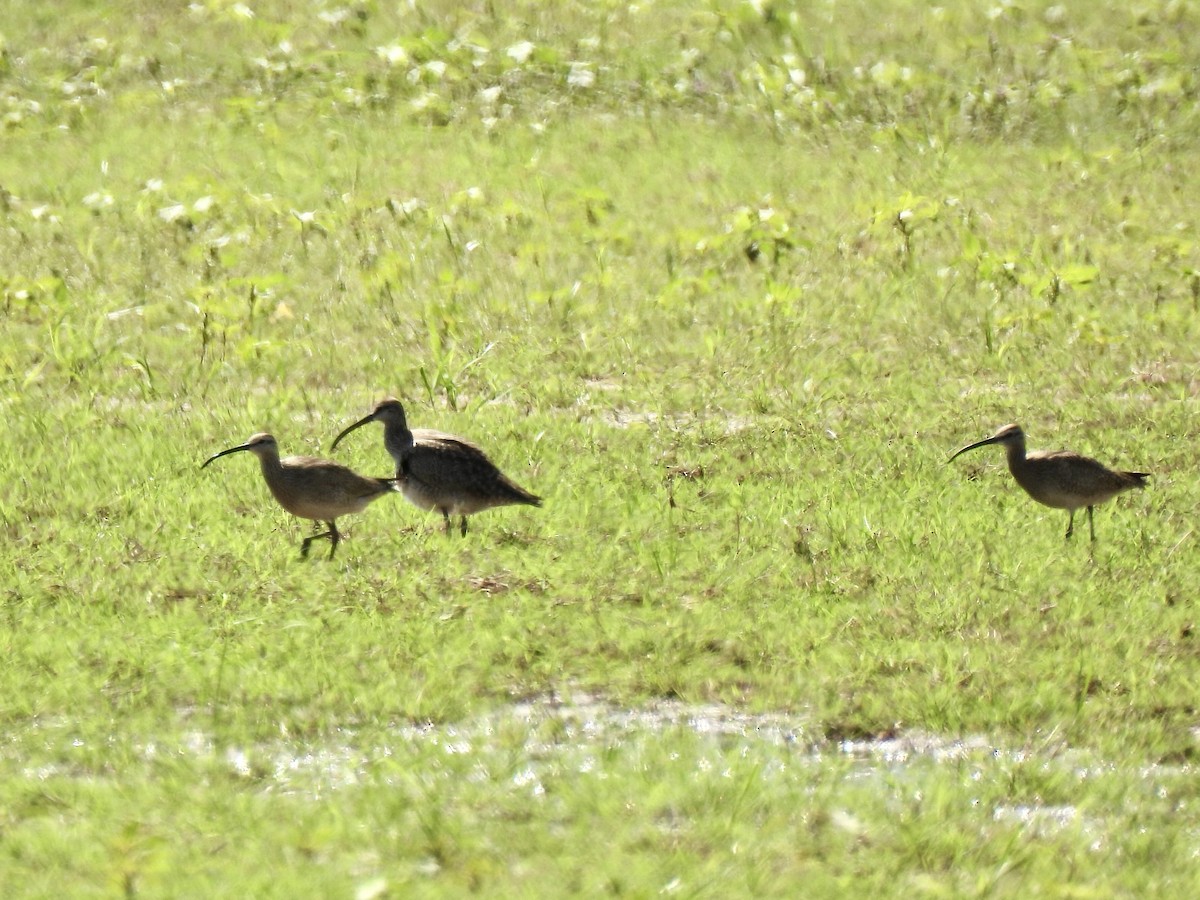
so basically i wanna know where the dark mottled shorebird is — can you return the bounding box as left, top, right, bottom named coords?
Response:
left=332, top=398, right=542, bottom=536
left=201, top=432, right=397, bottom=558
left=948, top=423, right=1149, bottom=541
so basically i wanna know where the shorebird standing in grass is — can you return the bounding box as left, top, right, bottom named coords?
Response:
left=948, top=423, right=1149, bottom=541
left=202, top=432, right=397, bottom=558
left=332, top=398, right=542, bottom=536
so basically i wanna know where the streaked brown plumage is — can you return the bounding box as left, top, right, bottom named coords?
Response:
left=948, top=423, right=1149, bottom=541
left=201, top=432, right=397, bottom=558
left=332, top=398, right=542, bottom=536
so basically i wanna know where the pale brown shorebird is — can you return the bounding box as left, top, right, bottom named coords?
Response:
left=948, top=423, right=1149, bottom=541
left=331, top=398, right=542, bottom=536
left=201, top=432, right=397, bottom=558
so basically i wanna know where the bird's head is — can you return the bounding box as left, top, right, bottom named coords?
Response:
left=202, top=432, right=278, bottom=468
left=948, top=423, right=1025, bottom=463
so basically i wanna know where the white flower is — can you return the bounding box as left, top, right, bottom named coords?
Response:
left=377, top=45, right=408, bottom=66
left=507, top=41, right=535, bottom=64
left=567, top=63, right=595, bottom=89
left=82, top=191, right=114, bottom=209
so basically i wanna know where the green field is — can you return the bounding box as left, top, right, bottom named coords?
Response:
left=4, top=0, right=1200, bottom=895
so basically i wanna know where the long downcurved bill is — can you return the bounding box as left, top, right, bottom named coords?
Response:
left=947, top=434, right=1003, bottom=463
left=331, top=414, right=376, bottom=451
left=201, top=443, right=252, bottom=469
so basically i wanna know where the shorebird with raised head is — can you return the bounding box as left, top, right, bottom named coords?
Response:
left=949, top=423, right=1148, bottom=541
left=332, top=398, right=542, bottom=536
left=202, top=432, right=397, bottom=558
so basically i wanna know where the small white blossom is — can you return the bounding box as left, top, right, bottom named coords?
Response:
left=507, top=41, right=535, bottom=64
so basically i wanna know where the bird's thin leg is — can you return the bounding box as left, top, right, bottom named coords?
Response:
left=302, top=523, right=336, bottom=559
left=1087, top=506, right=1095, bottom=543
left=442, top=509, right=453, bottom=535
left=1065, top=509, right=1075, bottom=539
left=328, top=520, right=340, bottom=558
left=460, top=516, right=468, bottom=537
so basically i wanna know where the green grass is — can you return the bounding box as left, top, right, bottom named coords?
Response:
left=4, top=0, right=1200, bottom=894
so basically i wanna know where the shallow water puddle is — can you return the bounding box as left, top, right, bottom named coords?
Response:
left=15, top=691, right=1191, bottom=847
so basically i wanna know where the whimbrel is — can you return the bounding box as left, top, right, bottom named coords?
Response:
left=201, top=432, right=397, bottom=558
left=948, top=423, right=1148, bottom=541
left=331, top=398, right=542, bottom=536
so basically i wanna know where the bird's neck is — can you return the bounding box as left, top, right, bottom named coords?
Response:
left=384, top=423, right=414, bottom=455
left=256, top=451, right=284, bottom=477
left=1003, top=440, right=1027, bottom=471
